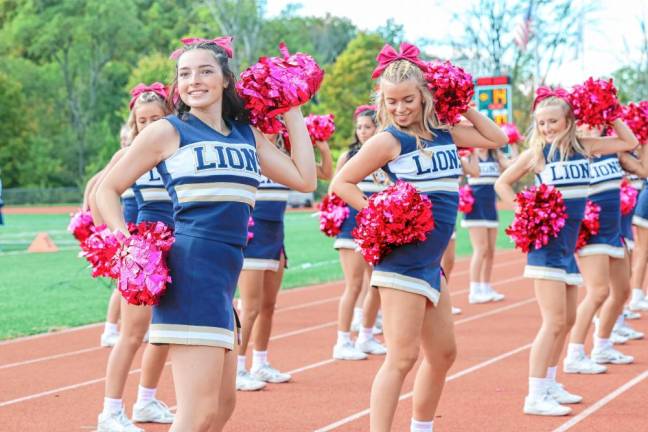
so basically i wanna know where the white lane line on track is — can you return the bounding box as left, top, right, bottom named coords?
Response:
left=313, top=343, right=533, bottom=432
left=0, top=347, right=103, bottom=370
left=552, top=368, right=648, bottom=432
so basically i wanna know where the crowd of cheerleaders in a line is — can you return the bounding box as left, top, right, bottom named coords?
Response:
left=65, top=35, right=648, bottom=432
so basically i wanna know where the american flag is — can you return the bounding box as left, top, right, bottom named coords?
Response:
left=514, top=1, right=534, bottom=52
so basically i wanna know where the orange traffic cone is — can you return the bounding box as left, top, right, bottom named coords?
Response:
left=27, top=232, right=59, bottom=253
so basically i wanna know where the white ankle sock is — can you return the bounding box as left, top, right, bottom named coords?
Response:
left=410, top=418, right=434, bottom=432
left=136, top=385, right=156, bottom=405
left=237, top=355, right=247, bottom=371
left=337, top=331, right=352, bottom=345
left=358, top=327, right=373, bottom=343
left=352, top=307, right=363, bottom=321
left=251, top=350, right=268, bottom=372
left=567, top=343, right=585, bottom=359
left=545, top=366, right=557, bottom=382
left=469, top=282, right=481, bottom=296
left=481, top=282, right=491, bottom=294
left=103, top=397, right=123, bottom=415
left=594, top=336, right=612, bottom=351
left=631, top=288, right=645, bottom=302
left=104, top=322, right=118, bottom=334
left=615, top=314, right=625, bottom=328
left=528, top=377, right=548, bottom=400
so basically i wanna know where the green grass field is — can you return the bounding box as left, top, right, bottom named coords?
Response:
left=0, top=210, right=514, bottom=340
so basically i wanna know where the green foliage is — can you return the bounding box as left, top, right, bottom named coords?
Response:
left=613, top=65, right=648, bottom=103
left=317, top=33, right=385, bottom=148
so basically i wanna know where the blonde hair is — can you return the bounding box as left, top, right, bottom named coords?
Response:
left=375, top=60, right=446, bottom=155
left=528, top=96, right=587, bottom=167
left=126, top=92, right=169, bottom=143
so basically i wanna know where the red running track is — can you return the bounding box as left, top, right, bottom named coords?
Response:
left=1, top=249, right=647, bottom=431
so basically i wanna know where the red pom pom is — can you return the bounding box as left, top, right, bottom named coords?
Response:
left=505, top=184, right=568, bottom=253
left=319, top=193, right=349, bottom=237
left=236, top=42, right=324, bottom=134
left=305, top=114, right=336, bottom=143
left=622, top=101, right=648, bottom=145
left=620, top=178, right=639, bottom=215
left=247, top=216, right=255, bottom=241
left=424, top=61, right=475, bottom=125
left=79, top=225, right=121, bottom=278
left=458, top=147, right=474, bottom=158
left=568, top=78, right=622, bottom=127
left=459, top=185, right=475, bottom=214
left=576, top=200, right=601, bottom=251
left=68, top=210, right=94, bottom=243
left=500, top=123, right=523, bottom=144
left=352, top=181, right=434, bottom=265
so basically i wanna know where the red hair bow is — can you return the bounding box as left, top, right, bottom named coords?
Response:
left=354, top=104, right=376, bottom=118
left=533, top=86, right=570, bottom=110
left=371, top=43, right=429, bottom=79
left=169, top=36, right=234, bottom=60
left=129, top=82, right=168, bottom=109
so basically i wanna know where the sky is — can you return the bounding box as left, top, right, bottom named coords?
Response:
left=265, top=0, right=647, bottom=86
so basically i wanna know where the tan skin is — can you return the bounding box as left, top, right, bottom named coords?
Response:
left=97, top=49, right=316, bottom=432
left=332, top=77, right=508, bottom=431
left=495, top=106, right=638, bottom=381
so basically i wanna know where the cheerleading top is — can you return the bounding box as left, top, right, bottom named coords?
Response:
left=588, top=154, right=623, bottom=199
left=467, top=151, right=500, bottom=192
left=253, top=176, right=290, bottom=222
left=132, top=167, right=174, bottom=227
left=157, top=113, right=262, bottom=246
left=381, top=126, right=461, bottom=225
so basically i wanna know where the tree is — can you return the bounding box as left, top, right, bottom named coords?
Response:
left=613, top=18, right=648, bottom=103
left=317, top=33, right=385, bottom=148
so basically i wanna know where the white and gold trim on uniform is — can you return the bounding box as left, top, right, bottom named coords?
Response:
left=633, top=215, right=648, bottom=228
left=121, top=188, right=135, bottom=199
left=242, top=258, right=280, bottom=272
left=256, top=189, right=290, bottom=201
left=333, top=238, right=359, bottom=250
left=523, top=265, right=583, bottom=286
left=150, top=323, right=235, bottom=349
left=460, top=219, right=499, bottom=228
left=140, top=188, right=172, bottom=202
left=370, top=271, right=440, bottom=305
left=577, top=243, right=625, bottom=258
left=174, top=182, right=257, bottom=206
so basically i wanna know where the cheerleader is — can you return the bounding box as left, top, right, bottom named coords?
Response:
left=629, top=148, right=648, bottom=311
left=330, top=105, right=390, bottom=361
left=495, top=88, right=638, bottom=416
left=462, top=146, right=518, bottom=304
left=97, top=38, right=316, bottom=432
left=332, top=43, right=507, bottom=432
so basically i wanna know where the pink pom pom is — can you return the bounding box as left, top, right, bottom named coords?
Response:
left=114, top=223, right=175, bottom=306
left=576, top=200, right=601, bottom=251
left=505, top=184, right=568, bottom=253
left=622, top=101, right=648, bottom=145
left=247, top=216, right=255, bottom=241
left=79, top=225, right=122, bottom=278
left=424, top=61, right=475, bottom=125
left=305, top=114, right=336, bottom=143
left=236, top=42, right=324, bottom=134
left=568, top=78, right=622, bottom=127
left=319, top=193, right=350, bottom=237
left=68, top=210, right=95, bottom=243
left=500, top=123, right=522, bottom=144
left=620, top=178, right=639, bottom=215
left=459, top=185, right=474, bottom=214
left=352, top=181, right=435, bottom=265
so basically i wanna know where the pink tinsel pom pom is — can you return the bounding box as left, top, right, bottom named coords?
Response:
left=305, top=114, right=336, bottom=143
left=352, top=181, right=434, bottom=265
left=568, top=78, right=622, bottom=127
left=459, top=185, right=474, bottom=214
left=114, top=222, right=175, bottom=306
left=319, top=193, right=349, bottom=237
left=500, top=123, right=522, bottom=144
left=505, top=184, right=568, bottom=253
left=68, top=210, right=94, bottom=243
left=424, top=61, right=475, bottom=126
left=620, top=178, right=639, bottom=215
left=236, top=42, right=324, bottom=134
left=622, top=101, right=648, bottom=145
left=576, top=200, right=601, bottom=251
left=79, top=225, right=122, bottom=278
left=247, top=216, right=255, bottom=241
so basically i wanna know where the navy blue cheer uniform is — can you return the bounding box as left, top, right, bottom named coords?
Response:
left=370, top=126, right=461, bottom=305
left=151, top=113, right=262, bottom=349
left=121, top=188, right=139, bottom=224
left=622, top=173, right=643, bottom=249
left=132, top=167, right=174, bottom=228
left=578, top=154, right=624, bottom=258
left=524, top=145, right=589, bottom=285
left=461, top=151, right=500, bottom=228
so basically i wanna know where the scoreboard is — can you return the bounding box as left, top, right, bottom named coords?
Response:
left=474, top=76, right=512, bottom=125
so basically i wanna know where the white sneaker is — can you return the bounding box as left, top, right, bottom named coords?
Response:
left=333, top=341, right=368, bottom=360
left=132, top=399, right=174, bottom=423
left=251, top=364, right=291, bottom=383
left=468, top=292, right=492, bottom=304
left=485, top=287, right=505, bottom=302
left=591, top=346, right=634, bottom=365
left=563, top=353, right=607, bottom=374
left=547, top=382, right=583, bottom=404
left=97, top=409, right=144, bottom=432
left=623, top=308, right=641, bottom=320
left=628, top=298, right=648, bottom=312
left=614, top=323, right=645, bottom=340
left=236, top=369, right=266, bottom=391
left=523, top=393, right=572, bottom=416
left=610, top=331, right=629, bottom=345
left=100, top=332, right=119, bottom=348
left=355, top=337, right=387, bottom=355
left=451, top=306, right=462, bottom=315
